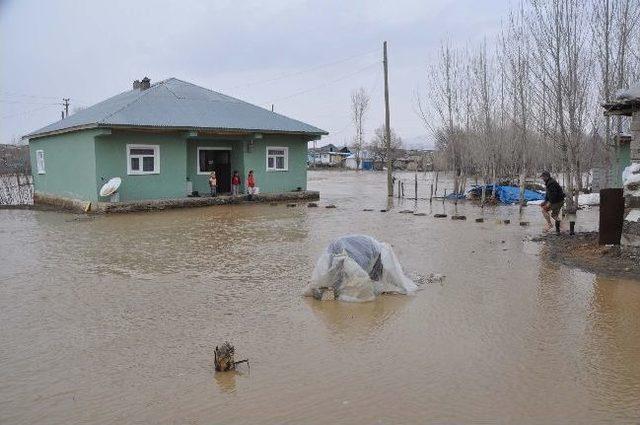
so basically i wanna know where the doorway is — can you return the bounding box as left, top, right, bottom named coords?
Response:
left=197, top=148, right=231, bottom=193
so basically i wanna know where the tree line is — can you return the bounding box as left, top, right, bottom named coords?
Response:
left=417, top=0, right=640, bottom=205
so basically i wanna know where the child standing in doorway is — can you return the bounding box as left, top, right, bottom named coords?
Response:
left=208, top=171, right=217, bottom=197
left=231, top=170, right=241, bottom=195
left=247, top=170, right=256, bottom=198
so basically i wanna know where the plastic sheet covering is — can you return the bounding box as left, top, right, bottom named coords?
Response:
left=467, top=185, right=544, bottom=204
left=305, top=235, right=417, bottom=302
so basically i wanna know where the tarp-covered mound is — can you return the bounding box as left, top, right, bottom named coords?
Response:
left=467, top=185, right=545, bottom=204
left=305, top=235, right=417, bottom=302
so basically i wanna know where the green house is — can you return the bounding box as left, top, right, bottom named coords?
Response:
left=25, top=77, right=327, bottom=203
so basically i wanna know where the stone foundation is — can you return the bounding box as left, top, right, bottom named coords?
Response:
left=34, top=190, right=320, bottom=214
left=33, top=192, right=92, bottom=212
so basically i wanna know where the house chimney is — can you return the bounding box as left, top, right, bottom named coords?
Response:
left=140, top=76, right=151, bottom=90
left=133, top=79, right=141, bottom=90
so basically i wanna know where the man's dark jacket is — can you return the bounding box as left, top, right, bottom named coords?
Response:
left=544, top=177, right=565, bottom=204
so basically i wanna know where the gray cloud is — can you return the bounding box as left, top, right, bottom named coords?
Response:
left=1, top=0, right=507, bottom=146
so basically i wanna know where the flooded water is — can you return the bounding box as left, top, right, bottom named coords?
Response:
left=1, top=170, right=639, bottom=424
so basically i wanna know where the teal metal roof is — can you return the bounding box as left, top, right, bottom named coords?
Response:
left=25, top=78, right=328, bottom=138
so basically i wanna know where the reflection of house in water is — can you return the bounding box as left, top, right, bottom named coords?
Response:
left=35, top=203, right=310, bottom=277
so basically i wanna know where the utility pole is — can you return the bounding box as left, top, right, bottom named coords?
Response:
left=62, top=98, right=70, bottom=118
left=383, top=41, right=393, bottom=197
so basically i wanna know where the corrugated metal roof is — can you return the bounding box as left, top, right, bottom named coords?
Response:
left=25, top=78, right=328, bottom=138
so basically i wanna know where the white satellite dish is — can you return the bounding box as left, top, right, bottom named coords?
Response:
left=100, top=177, right=122, bottom=198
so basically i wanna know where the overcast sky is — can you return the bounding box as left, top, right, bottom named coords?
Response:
left=1, top=0, right=509, bottom=146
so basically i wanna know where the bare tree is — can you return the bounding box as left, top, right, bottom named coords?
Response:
left=503, top=2, right=535, bottom=205
left=350, top=87, right=370, bottom=171
left=592, top=0, right=640, bottom=186
left=417, top=41, right=469, bottom=193
left=368, top=125, right=403, bottom=165
left=419, top=0, right=639, bottom=202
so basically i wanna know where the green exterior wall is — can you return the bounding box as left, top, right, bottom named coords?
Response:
left=242, top=134, right=308, bottom=193
left=29, top=128, right=313, bottom=202
left=620, top=141, right=631, bottom=171
left=94, top=131, right=187, bottom=201
left=29, top=130, right=100, bottom=201
left=611, top=141, right=632, bottom=187
left=185, top=137, right=245, bottom=195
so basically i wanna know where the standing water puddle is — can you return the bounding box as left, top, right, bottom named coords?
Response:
left=1, top=170, right=639, bottom=424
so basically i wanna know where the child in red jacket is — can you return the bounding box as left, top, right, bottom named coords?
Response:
left=247, top=170, right=256, bottom=198
left=231, top=170, right=241, bottom=195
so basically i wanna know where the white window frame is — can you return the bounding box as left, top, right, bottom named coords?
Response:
left=127, top=144, right=160, bottom=175
left=196, top=146, right=232, bottom=175
left=35, top=150, right=45, bottom=174
left=266, top=146, right=288, bottom=172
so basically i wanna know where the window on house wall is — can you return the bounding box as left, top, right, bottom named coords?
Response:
left=266, top=146, right=288, bottom=171
left=35, top=150, right=45, bottom=174
left=127, top=144, right=159, bottom=175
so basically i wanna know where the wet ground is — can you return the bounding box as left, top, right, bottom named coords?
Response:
left=534, top=232, right=640, bottom=279
left=1, top=170, right=639, bottom=424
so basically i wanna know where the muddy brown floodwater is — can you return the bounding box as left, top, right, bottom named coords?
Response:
left=1, top=170, right=639, bottom=424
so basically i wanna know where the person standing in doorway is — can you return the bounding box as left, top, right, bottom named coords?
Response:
left=540, top=171, right=565, bottom=234
left=247, top=170, right=256, bottom=199
left=209, top=170, right=217, bottom=197
left=231, top=170, right=241, bottom=195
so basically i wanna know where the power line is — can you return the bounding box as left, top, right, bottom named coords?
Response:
left=0, top=91, right=62, bottom=100
left=227, top=48, right=380, bottom=91
left=1, top=104, right=59, bottom=119
left=0, top=99, right=61, bottom=106
left=262, top=61, right=380, bottom=105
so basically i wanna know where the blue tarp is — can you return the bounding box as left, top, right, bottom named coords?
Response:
left=468, top=185, right=545, bottom=204
left=445, top=192, right=467, bottom=200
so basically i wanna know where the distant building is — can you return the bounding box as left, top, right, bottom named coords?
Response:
left=344, top=150, right=373, bottom=170
left=602, top=82, right=640, bottom=246
left=393, top=150, right=434, bottom=171
left=308, top=144, right=350, bottom=166
left=24, top=78, right=327, bottom=203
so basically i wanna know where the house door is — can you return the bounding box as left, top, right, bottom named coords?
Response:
left=198, top=149, right=231, bottom=193
left=213, top=151, right=231, bottom=193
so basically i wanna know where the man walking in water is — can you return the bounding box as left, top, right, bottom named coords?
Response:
left=540, top=171, right=565, bottom=234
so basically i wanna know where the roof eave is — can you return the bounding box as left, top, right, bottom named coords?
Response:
left=602, top=100, right=640, bottom=116
left=24, top=123, right=328, bottom=140
left=23, top=123, right=104, bottom=140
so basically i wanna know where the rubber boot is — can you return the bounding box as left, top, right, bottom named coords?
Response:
left=555, top=220, right=561, bottom=235
left=569, top=221, right=575, bottom=236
